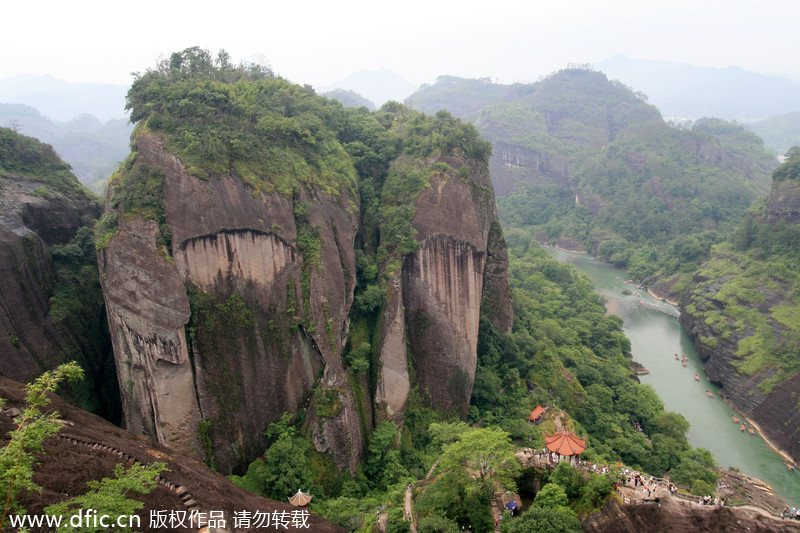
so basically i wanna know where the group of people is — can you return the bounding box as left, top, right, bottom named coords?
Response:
left=697, top=495, right=726, bottom=506
left=623, top=471, right=661, bottom=499
left=780, top=507, right=800, bottom=520
left=521, top=447, right=583, bottom=466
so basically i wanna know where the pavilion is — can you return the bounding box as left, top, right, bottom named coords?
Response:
left=544, top=430, right=586, bottom=463
left=288, top=489, right=313, bottom=507
left=528, top=405, right=547, bottom=424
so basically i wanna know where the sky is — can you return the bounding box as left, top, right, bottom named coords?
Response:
left=3, top=0, right=799, bottom=89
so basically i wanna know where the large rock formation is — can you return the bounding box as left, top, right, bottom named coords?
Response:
left=403, top=156, right=511, bottom=415
left=99, top=133, right=362, bottom=473
left=99, top=55, right=512, bottom=475
left=0, top=129, right=100, bottom=382
left=766, top=172, right=800, bottom=223
left=488, top=141, right=570, bottom=197
left=374, top=155, right=512, bottom=420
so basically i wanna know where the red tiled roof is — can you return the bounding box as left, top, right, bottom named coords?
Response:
left=528, top=405, right=546, bottom=421
left=545, top=431, right=586, bottom=456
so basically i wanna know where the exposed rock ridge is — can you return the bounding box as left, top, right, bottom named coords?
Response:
left=767, top=177, right=800, bottom=223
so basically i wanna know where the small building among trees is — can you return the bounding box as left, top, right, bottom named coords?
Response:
left=545, top=431, right=586, bottom=464
left=528, top=405, right=547, bottom=424
left=288, top=489, right=313, bottom=507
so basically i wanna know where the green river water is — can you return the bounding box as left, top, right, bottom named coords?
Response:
left=544, top=246, right=800, bottom=506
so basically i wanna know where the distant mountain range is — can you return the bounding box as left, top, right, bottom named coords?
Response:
left=317, top=69, right=419, bottom=109
left=0, top=103, right=132, bottom=191
left=596, top=55, right=800, bottom=121
left=0, top=74, right=129, bottom=122
left=746, top=111, right=800, bottom=158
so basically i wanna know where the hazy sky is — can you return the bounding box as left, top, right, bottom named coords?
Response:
left=3, top=0, right=799, bottom=88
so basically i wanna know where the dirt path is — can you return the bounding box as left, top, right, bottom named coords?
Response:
left=404, top=485, right=416, bottom=533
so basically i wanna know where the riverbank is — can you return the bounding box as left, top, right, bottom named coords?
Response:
left=722, top=397, right=798, bottom=468
left=646, top=287, right=679, bottom=306
left=543, top=245, right=800, bottom=505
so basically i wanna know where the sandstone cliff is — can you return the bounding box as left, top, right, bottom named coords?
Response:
left=488, top=141, right=570, bottom=197
left=100, top=57, right=512, bottom=476
left=0, top=128, right=113, bottom=418
left=374, top=155, right=512, bottom=420
left=0, top=171, right=97, bottom=382
left=99, top=132, right=362, bottom=473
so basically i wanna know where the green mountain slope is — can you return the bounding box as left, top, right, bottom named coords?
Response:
left=408, top=68, right=779, bottom=280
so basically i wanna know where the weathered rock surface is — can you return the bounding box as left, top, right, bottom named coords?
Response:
left=680, top=273, right=800, bottom=463
left=0, top=172, right=99, bottom=382
left=488, top=141, right=570, bottom=197
left=767, top=177, right=800, bottom=223
left=583, top=497, right=797, bottom=533
left=0, top=375, right=345, bottom=533
left=100, top=133, right=362, bottom=473
left=100, top=122, right=513, bottom=473
left=396, top=156, right=512, bottom=417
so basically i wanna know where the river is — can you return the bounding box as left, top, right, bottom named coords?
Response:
left=544, top=246, right=800, bottom=506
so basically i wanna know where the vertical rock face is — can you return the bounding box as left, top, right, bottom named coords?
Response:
left=766, top=177, right=800, bottom=223
left=375, top=156, right=513, bottom=419
left=0, top=172, right=99, bottom=382
left=489, top=141, right=571, bottom=197
left=99, top=61, right=513, bottom=474
left=373, top=272, right=410, bottom=422
left=100, top=133, right=362, bottom=473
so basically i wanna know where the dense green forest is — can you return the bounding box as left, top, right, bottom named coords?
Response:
left=409, top=70, right=778, bottom=282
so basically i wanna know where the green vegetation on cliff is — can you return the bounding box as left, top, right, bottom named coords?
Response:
left=0, top=127, right=93, bottom=200
left=684, top=149, right=800, bottom=392
left=126, top=47, right=358, bottom=198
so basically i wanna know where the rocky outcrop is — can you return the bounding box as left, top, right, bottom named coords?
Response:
left=766, top=177, right=800, bottom=223
left=488, top=141, right=570, bottom=197
left=0, top=172, right=99, bottom=382
left=99, top=112, right=512, bottom=473
left=392, top=156, right=512, bottom=417
left=680, top=273, right=800, bottom=463
left=0, top=375, right=345, bottom=533
left=99, top=133, right=362, bottom=473
left=583, top=497, right=795, bottom=533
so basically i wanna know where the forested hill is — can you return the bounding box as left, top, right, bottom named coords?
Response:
left=407, top=69, right=778, bottom=280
